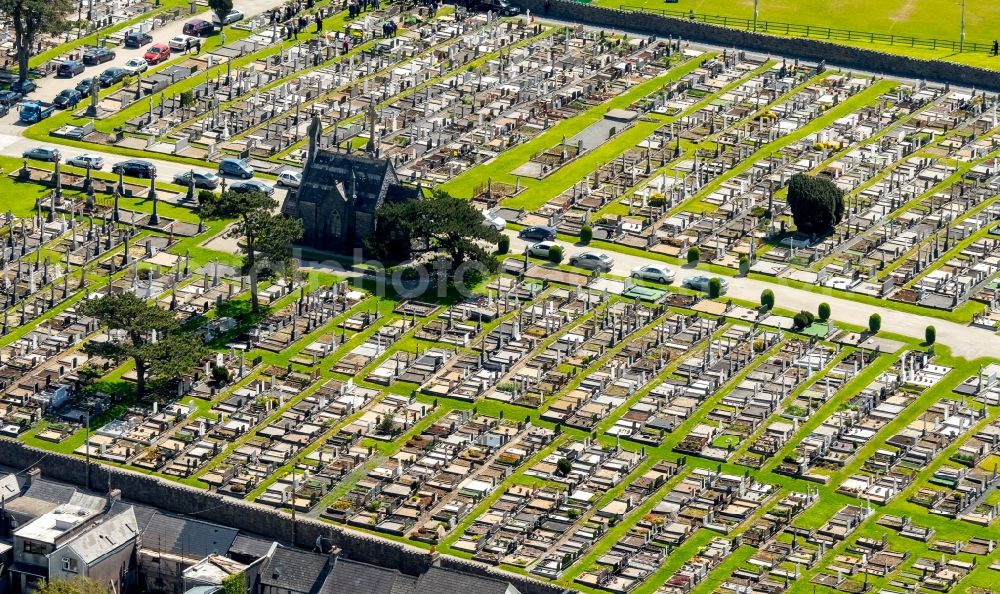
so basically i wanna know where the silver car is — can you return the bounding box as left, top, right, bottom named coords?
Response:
left=67, top=154, right=104, bottom=170
left=683, top=275, right=730, bottom=294
left=631, top=263, right=675, bottom=283
left=569, top=251, right=614, bottom=272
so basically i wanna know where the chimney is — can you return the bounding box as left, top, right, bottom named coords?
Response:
left=25, top=467, right=40, bottom=485
left=108, top=489, right=122, bottom=504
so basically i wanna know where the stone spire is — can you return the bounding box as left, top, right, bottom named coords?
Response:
left=305, top=115, right=322, bottom=169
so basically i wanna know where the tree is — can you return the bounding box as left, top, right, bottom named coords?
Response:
left=77, top=293, right=207, bottom=399
left=556, top=457, right=572, bottom=475
left=868, top=313, right=881, bottom=334
left=739, top=255, right=750, bottom=276
left=786, top=173, right=845, bottom=236
left=208, top=0, right=233, bottom=29
left=497, top=234, right=510, bottom=255
left=760, top=289, right=774, bottom=311
left=369, top=190, right=501, bottom=280
left=220, top=573, right=247, bottom=594
left=925, top=325, right=936, bottom=346
left=793, top=310, right=815, bottom=329
left=200, top=191, right=303, bottom=314
left=708, top=277, right=722, bottom=298
left=579, top=225, right=593, bottom=245
left=687, top=246, right=700, bottom=265
left=35, top=578, right=110, bottom=594
left=818, top=302, right=831, bottom=321
left=548, top=245, right=564, bottom=265
left=0, top=0, right=74, bottom=83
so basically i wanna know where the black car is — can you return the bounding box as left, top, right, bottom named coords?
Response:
left=111, top=159, right=156, bottom=178
left=0, top=90, right=23, bottom=106
left=76, top=77, right=97, bottom=96
left=83, top=47, right=116, bottom=66
left=10, top=79, right=36, bottom=94
left=123, top=30, right=153, bottom=48
left=98, top=67, right=128, bottom=87
left=57, top=60, right=85, bottom=78
left=518, top=225, right=557, bottom=241
left=229, top=180, right=274, bottom=196
left=53, top=89, right=83, bottom=109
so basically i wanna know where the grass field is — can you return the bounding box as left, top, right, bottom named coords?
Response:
left=594, top=0, right=1000, bottom=68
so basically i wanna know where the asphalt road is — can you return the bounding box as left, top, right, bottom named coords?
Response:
left=507, top=231, right=1000, bottom=360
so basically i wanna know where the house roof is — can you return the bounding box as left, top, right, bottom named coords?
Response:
left=0, top=473, right=19, bottom=500
left=416, top=566, right=519, bottom=594
left=141, top=512, right=238, bottom=560
left=228, top=533, right=276, bottom=561
left=318, top=558, right=401, bottom=594
left=60, top=507, right=138, bottom=564
left=258, top=545, right=331, bottom=593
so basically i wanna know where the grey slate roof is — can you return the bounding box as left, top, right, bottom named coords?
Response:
left=258, top=545, right=331, bottom=593
left=416, top=566, right=520, bottom=594
left=228, top=533, right=276, bottom=561
left=60, top=507, right=138, bottom=564
left=141, top=511, right=238, bottom=559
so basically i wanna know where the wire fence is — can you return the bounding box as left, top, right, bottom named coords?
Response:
left=618, top=6, right=992, bottom=54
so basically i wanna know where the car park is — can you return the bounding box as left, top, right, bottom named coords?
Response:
left=111, top=159, right=156, bottom=178
left=527, top=241, right=557, bottom=258
left=276, top=171, right=302, bottom=188
left=682, top=275, right=730, bottom=294
left=631, top=263, right=676, bottom=284
left=98, top=67, right=128, bottom=87
left=218, top=157, right=254, bottom=179
left=173, top=170, right=220, bottom=189
left=53, top=89, right=83, bottom=109
left=229, top=180, right=274, bottom=196
left=56, top=60, right=85, bottom=77
left=569, top=251, right=614, bottom=272
left=124, top=30, right=153, bottom=48
left=82, top=47, right=116, bottom=65
left=67, top=154, right=105, bottom=170
left=22, top=146, right=61, bottom=162
left=518, top=225, right=556, bottom=241
left=144, top=43, right=171, bottom=65
left=122, top=58, right=148, bottom=75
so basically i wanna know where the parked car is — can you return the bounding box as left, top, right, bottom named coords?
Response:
left=229, top=180, right=274, bottom=196
left=173, top=170, right=220, bottom=189
left=53, top=89, right=83, bottom=109
left=483, top=211, right=506, bottom=231
left=168, top=35, right=197, bottom=52
left=682, top=275, right=730, bottom=294
left=469, top=0, right=518, bottom=15
left=76, top=77, right=97, bottom=96
left=19, top=101, right=55, bottom=123
left=122, top=58, right=148, bottom=75
left=0, top=103, right=9, bottom=117
left=11, top=79, right=36, bottom=94
left=111, top=159, right=156, bottom=178
left=276, top=171, right=302, bottom=188
left=67, top=154, right=105, bottom=170
left=82, top=47, right=116, bottom=66
left=518, top=225, right=556, bottom=241
left=23, top=146, right=61, bottom=162
left=124, top=30, right=153, bottom=48
left=569, top=251, right=614, bottom=272
left=56, top=60, right=85, bottom=78
left=527, top=241, right=557, bottom=258
left=144, top=43, right=171, bottom=65
left=182, top=19, right=214, bottom=37
left=98, top=67, right=128, bottom=87
left=0, top=90, right=23, bottom=106
left=631, top=263, right=675, bottom=284
left=212, top=9, right=244, bottom=25
left=218, top=157, right=254, bottom=179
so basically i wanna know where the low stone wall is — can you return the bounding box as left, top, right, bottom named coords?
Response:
left=0, top=439, right=569, bottom=594
left=516, top=0, right=1000, bottom=91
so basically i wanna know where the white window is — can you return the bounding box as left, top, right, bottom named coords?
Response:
left=62, top=557, right=78, bottom=572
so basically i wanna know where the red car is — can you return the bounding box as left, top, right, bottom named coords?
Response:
left=143, top=43, right=171, bottom=65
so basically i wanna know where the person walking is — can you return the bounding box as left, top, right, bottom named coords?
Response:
left=993, top=40, right=999, bottom=56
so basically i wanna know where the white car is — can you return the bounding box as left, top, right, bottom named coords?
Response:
left=483, top=211, right=506, bottom=231
left=213, top=9, right=244, bottom=25
left=168, top=35, right=197, bottom=51
left=569, top=251, right=614, bottom=272
left=66, top=154, right=105, bottom=170
left=527, top=241, right=557, bottom=258
left=277, top=171, right=302, bottom=188
left=122, top=57, right=148, bottom=75
left=631, top=263, right=675, bottom=284
left=682, top=275, right=730, bottom=294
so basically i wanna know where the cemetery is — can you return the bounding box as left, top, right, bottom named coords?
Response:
left=0, top=2, right=999, bottom=594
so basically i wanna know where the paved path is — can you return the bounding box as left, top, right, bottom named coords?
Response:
left=506, top=233, right=1000, bottom=360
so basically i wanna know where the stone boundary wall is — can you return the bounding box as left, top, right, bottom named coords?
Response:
left=516, top=0, right=1000, bottom=91
left=0, top=439, right=570, bottom=594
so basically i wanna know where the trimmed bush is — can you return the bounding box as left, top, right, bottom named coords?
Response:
left=925, top=325, right=936, bottom=345
left=818, top=302, right=831, bottom=321
left=497, top=234, right=510, bottom=255
left=548, top=245, right=564, bottom=265
left=687, top=246, right=700, bottom=265
left=708, top=277, right=722, bottom=298
left=869, top=313, right=881, bottom=334
left=580, top=225, right=593, bottom=245
left=793, top=310, right=815, bottom=329
left=760, top=289, right=775, bottom=311
left=739, top=255, right=750, bottom=276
